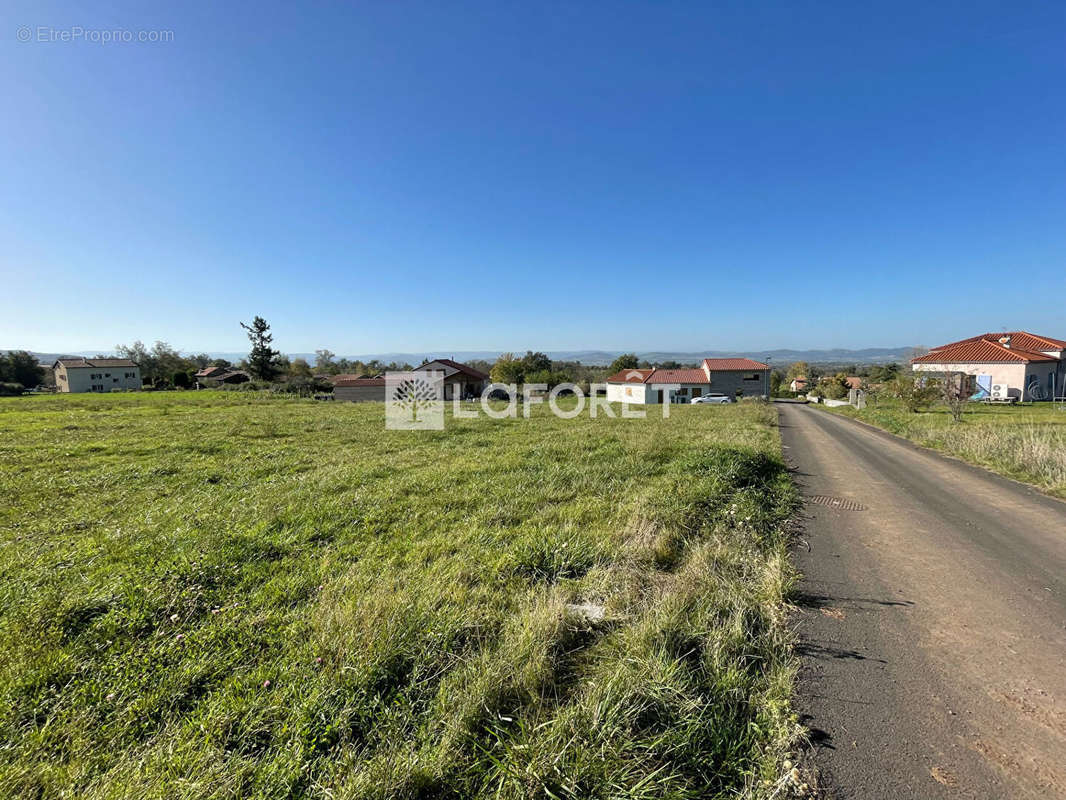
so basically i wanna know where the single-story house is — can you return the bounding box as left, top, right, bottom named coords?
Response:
left=333, top=359, right=490, bottom=403
left=789, top=377, right=808, bottom=392
left=53, top=358, right=141, bottom=393
left=415, top=359, right=490, bottom=400
left=195, top=366, right=250, bottom=387
left=912, top=331, right=1066, bottom=401
left=606, top=358, right=771, bottom=404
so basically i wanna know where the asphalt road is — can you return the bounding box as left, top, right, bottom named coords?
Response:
left=777, top=403, right=1066, bottom=799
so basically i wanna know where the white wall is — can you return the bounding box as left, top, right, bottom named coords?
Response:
left=57, top=366, right=141, bottom=393
left=606, top=383, right=650, bottom=404
left=912, top=361, right=1034, bottom=400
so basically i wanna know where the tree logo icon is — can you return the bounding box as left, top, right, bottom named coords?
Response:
left=386, top=371, right=444, bottom=430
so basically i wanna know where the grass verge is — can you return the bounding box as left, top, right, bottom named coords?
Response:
left=0, top=392, right=800, bottom=798
left=819, top=398, right=1066, bottom=498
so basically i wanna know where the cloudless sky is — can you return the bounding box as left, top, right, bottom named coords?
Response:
left=2, top=1, right=1064, bottom=355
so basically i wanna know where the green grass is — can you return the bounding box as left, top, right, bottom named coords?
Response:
left=0, top=392, right=800, bottom=799
left=822, top=398, right=1066, bottom=498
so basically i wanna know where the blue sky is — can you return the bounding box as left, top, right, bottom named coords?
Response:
left=2, top=1, right=1064, bottom=355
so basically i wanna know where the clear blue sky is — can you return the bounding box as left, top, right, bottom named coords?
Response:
left=3, top=1, right=1063, bottom=355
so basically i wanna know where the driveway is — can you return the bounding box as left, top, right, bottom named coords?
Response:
left=777, top=403, right=1066, bottom=799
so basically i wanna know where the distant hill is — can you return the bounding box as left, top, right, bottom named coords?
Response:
left=5, top=347, right=916, bottom=367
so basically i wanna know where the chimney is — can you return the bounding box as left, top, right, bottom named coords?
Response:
left=999, top=335, right=1012, bottom=349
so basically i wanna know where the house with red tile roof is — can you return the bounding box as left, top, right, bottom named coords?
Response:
left=606, top=358, right=770, bottom=404
left=912, top=331, right=1066, bottom=401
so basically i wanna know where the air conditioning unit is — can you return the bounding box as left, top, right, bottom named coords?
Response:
left=990, top=383, right=1008, bottom=400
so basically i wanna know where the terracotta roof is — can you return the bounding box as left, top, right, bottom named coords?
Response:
left=606, top=368, right=655, bottom=384
left=913, top=339, right=1057, bottom=364
left=334, top=377, right=386, bottom=387
left=702, top=358, right=770, bottom=371
left=195, top=366, right=225, bottom=377
left=845, top=377, right=863, bottom=390
left=419, top=359, right=490, bottom=380
left=646, top=368, right=711, bottom=384
left=930, top=331, right=1066, bottom=354
left=54, top=358, right=138, bottom=368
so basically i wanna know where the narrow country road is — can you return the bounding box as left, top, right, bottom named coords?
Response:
left=777, top=403, right=1066, bottom=799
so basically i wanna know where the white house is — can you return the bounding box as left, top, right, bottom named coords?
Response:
left=606, top=358, right=771, bottom=404
left=912, top=331, right=1066, bottom=401
left=53, top=358, right=141, bottom=393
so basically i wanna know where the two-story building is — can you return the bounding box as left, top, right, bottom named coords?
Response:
left=53, top=358, right=141, bottom=393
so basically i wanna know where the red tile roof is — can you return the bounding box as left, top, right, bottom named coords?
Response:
left=606, top=368, right=655, bottom=384
left=701, top=358, right=769, bottom=371
left=930, top=331, right=1066, bottom=354
left=195, top=366, right=225, bottom=377
left=913, top=338, right=1057, bottom=364
left=646, top=368, right=711, bottom=384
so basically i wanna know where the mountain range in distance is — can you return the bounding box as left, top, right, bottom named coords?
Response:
left=12, top=347, right=919, bottom=367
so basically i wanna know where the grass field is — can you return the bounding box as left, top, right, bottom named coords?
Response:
left=0, top=392, right=799, bottom=799
left=822, top=399, right=1066, bottom=498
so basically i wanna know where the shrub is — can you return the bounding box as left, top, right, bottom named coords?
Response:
left=0, top=382, right=25, bottom=396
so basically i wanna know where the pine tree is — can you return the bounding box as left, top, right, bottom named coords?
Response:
left=240, top=316, right=281, bottom=381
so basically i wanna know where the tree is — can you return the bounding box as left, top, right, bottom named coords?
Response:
left=939, top=371, right=971, bottom=423
left=822, top=373, right=851, bottom=400
left=609, top=354, right=640, bottom=374
left=314, top=349, right=336, bottom=372
left=519, top=351, right=552, bottom=375
left=0, top=351, right=45, bottom=388
left=173, top=370, right=192, bottom=389
left=190, top=353, right=212, bottom=369
left=770, top=370, right=784, bottom=396
left=490, top=352, right=524, bottom=384
left=116, top=340, right=153, bottom=382
left=240, top=316, right=282, bottom=381
left=891, top=371, right=938, bottom=413
left=151, top=341, right=185, bottom=384
left=869, top=363, right=900, bottom=383
left=787, top=361, right=809, bottom=381
left=290, top=357, right=312, bottom=378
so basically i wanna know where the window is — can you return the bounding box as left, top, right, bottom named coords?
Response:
left=743, top=373, right=760, bottom=382
left=105, top=373, right=111, bottom=378
left=692, top=388, right=702, bottom=398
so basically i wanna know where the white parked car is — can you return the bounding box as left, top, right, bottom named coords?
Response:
left=691, top=393, right=734, bottom=404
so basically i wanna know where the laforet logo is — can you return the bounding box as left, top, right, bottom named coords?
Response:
left=385, top=371, right=444, bottom=430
